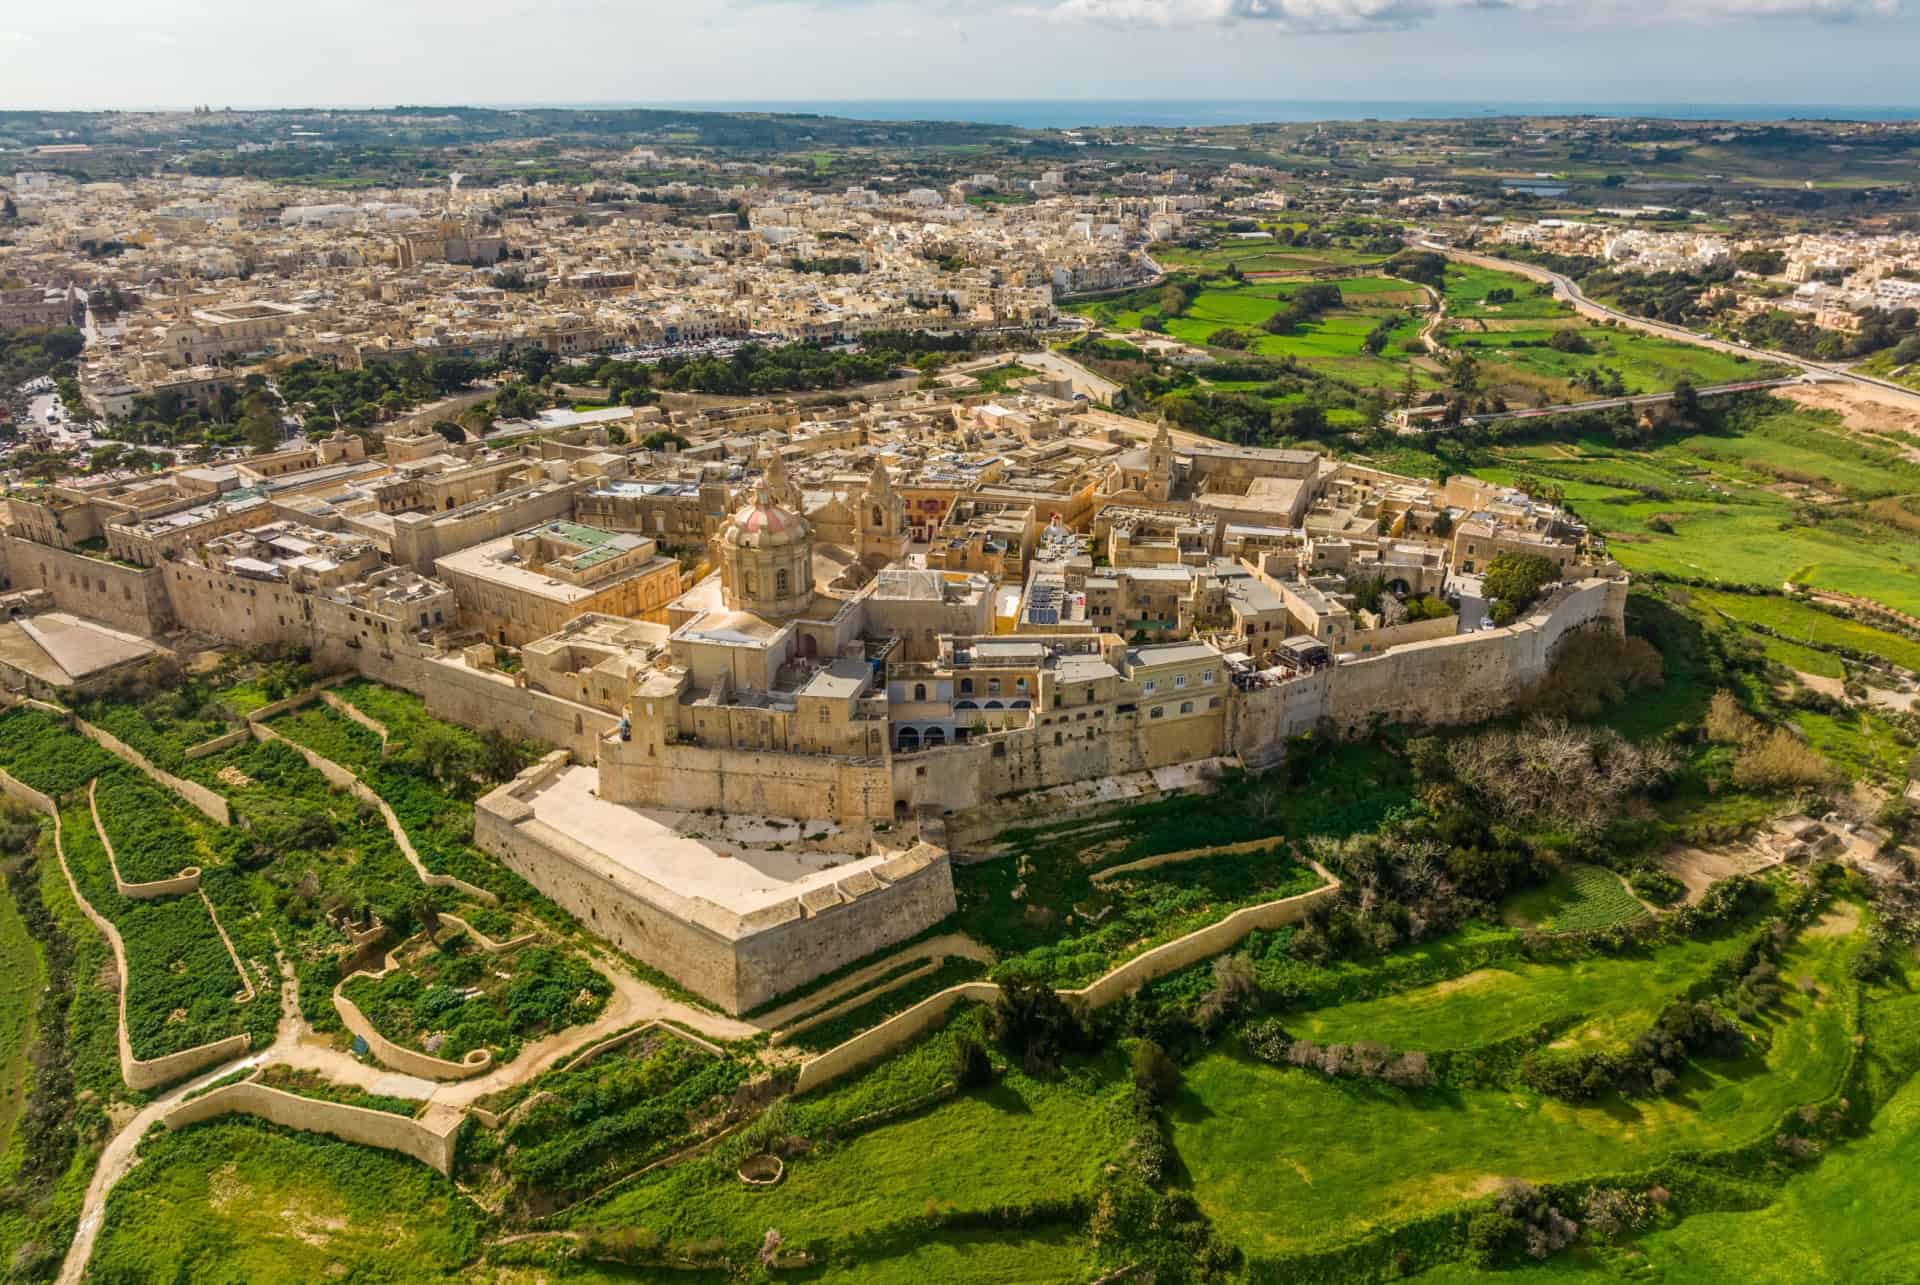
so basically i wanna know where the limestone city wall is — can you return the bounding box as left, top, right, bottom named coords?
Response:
left=599, top=738, right=896, bottom=824
left=161, top=1080, right=463, bottom=1175
left=1, top=536, right=174, bottom=636
left=475, top=762, right=957, bottom=1014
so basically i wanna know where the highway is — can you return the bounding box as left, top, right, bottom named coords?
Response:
left=1418, top=242, right=1920, bottom=412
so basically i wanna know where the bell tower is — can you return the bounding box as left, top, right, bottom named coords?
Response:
left=857, top=456, right=907, bottom=569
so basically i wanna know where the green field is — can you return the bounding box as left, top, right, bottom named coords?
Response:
left=1292, top=926, right=1750, bottom=1056
left=1175, top=918, right=1863, bottom=1262
left=572, top=1037, right=1128, bottom=1256
left=0, top=876, right=42, bottom=1175
left=1454, top=400, right=1920, bottom=617
left=1685, top=587, right=1920, bottom=673
left=1415, top=1006, right=1920, bottom=1282
left=1437, top=264, right=1774, bottom=399
left=90, top=1117, right=480, bottom=1281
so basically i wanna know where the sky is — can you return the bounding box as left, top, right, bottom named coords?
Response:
left=1, top=0, right=1917, bottom=113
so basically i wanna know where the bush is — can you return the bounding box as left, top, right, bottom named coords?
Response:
left=990, top=978, right=1088, bottom=1075
left=1130, top=1039, right=1181, bottom=1104
left=951, top=1034, right=993, bottom=1089
left=1482, top=552, right=1561, bottom=624
left=1733, top=728, right=1839, bottom=792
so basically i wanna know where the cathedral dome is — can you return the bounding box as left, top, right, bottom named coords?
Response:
left=722, top=488, right=811, bottom=551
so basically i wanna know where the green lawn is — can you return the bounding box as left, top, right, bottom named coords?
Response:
left=90, top=1117, right=480, bottom=1281
left=1413, top=1038, right=1920, bottom=1282
left=571, top=1058, right=1129, bottom=1256
left=1174, top=921, right=1862, bottom=1261
left=1291, top=926, right=1751, bottom=1055
left=0, top=875, right=42, bottom=1176
left=1685, top=588, right=1920, bottom=673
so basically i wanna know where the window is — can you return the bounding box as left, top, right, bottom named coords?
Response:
left=1143, top=679, right=1157, bottom=694
left=1150, top=706, right=1164, bottom=719
left=988, top=678, right=1001, bottom=696
left=1180, top=701, right=1194, bottom=714
left=1175, top=674, right=1187, bottom=688
left=1202, top=669, right=1214, bottom=684
left=1015, top=677, right=1028, bottom=691
left=960, top=677, right=974, bottom=695
left=913, top=683, right=926, bottom=701
left=775, top=569, right=789, bottom=595
left=818, top=705, right=830, bottom=723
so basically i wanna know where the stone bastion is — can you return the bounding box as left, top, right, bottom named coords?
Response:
left=474, top=752, right=957, bottom=1014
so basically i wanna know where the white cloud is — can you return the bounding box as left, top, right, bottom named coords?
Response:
left=1017, top=0, right=1900, bottom=27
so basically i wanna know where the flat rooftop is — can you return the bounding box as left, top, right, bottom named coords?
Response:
left=518, top=765, right=902, bottom=917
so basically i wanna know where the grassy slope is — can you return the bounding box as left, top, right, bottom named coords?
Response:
left=89, top=1117, right=479, bottom=1282
left=573, top=1060, right=1127, bottom=1253
left=1173, top=920, right=1862, bottom=1260
left=1292, top=927, right=1751, bottom=1054
left=1414, top=1021, right=1920, bottom=1282
left=0, top=880, right=42, bottom=1176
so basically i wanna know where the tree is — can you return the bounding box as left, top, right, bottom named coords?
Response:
left=238, top=390, right=282, bottom=454
left=952, top=1035, right=993, bottom=1089
left=1482, top=551, right=1560, bottom=625
left=430, top=420, right=466, bottom=445
left=1130, top=1040, right=1180, bottom=1104
left=409, top=723, right=482, bottom=790
left=1447, top=350, right=1481, bottom=399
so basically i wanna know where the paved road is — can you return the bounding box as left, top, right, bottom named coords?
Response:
left=1420, top=242, right=1920, bottom=412
left=1416, top=375, right=1805, bottom=434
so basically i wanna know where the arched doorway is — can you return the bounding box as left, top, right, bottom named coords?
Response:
left=925, top=727, right=947, bottom=748
left=896, top=726, right=921, bottom=752
left=797, top=633, right=818, bottom=660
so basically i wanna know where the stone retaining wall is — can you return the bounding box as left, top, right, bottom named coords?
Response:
left=790, top=865, right=1339, bottom=1095
left=333, top=947, right=494, bottom=1082
left=320, top=689, right=392, bottom=755
left=75, top=717, right=231, bottom=826
left=0, top=766, right=251, bottom=1091
left=88, top=777, right=202, bottom=899
left=248, top=721, right=497, bottom=905
left=183, top=728, right=250, bottom=760
left=161, top=1079, right=463, bottom=1175
left=437, top=911, right=538, bottom=953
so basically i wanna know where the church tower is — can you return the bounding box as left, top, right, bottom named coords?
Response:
left=1145, top=416, right=1174, bottom=503
left=856, top=456, right=908, bottom=570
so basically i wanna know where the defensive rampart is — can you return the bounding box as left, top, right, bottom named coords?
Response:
left=475, top=756, right=958, bottom=1014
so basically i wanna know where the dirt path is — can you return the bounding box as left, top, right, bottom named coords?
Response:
left=56, top=948, right=761, bottom=1284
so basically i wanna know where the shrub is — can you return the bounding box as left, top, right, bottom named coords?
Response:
left=1733, top=728, right=1839, bottom=792
left=990, top=978, right=1088, bottom=1075
left=1130, top=1039, right=1181, bottom=1104
left=952, top=1034, right=993, bottom=1089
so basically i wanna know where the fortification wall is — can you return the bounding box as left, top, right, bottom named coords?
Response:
left=162, top=1081, right=462, bottom=1175
left=344, top=648, right=615, bottom=764
left=600, top=740, right=895, bottom=824
left=1232, top=577, right=1626, bottom=763
left=1, top=537, right=172, bottom=635
left=475, top=765, right=957, bottom=1014
left=733, top=852, right=957, bottom=1012
left=165, top=561, right=311, bottom=647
